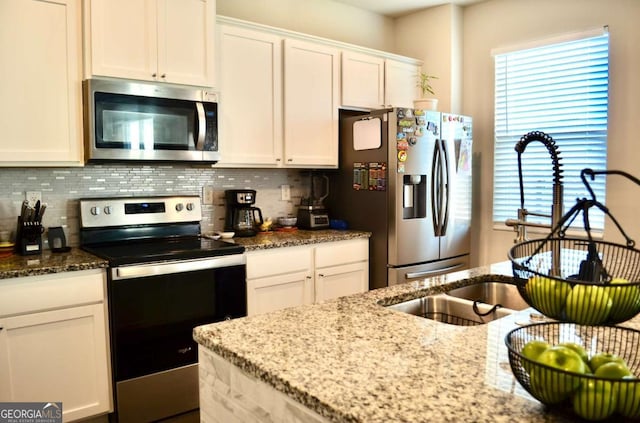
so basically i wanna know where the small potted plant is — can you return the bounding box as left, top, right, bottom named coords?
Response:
left=414, top=72, right=439, bottom=111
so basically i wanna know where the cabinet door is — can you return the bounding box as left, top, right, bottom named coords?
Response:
left=159, top=0, right=215, bottom=87
left=0, top=304, right=112, bottom=422
left=0, top=0, right=83, bottom=166
left=341, top=51, right=385, bottom=109
left=87, top=0, right=158, bottom=82
left=216, top=25, right=283, bottom=166
left=385, top=59, right=419, bottom=109
left=247, top=272, right=314, bottom=316
left=283, top=39, right=339, bottom=168
left=315, top=262, right=368, bottom=303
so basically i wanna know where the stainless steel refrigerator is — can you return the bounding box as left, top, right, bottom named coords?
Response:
left=327, top=108, right=472, bottom=289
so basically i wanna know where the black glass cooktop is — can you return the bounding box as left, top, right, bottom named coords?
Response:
left=82, top=236, right=245, bottom=267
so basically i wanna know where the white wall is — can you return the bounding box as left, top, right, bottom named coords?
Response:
left=463, top=0, right=640, bottom=266
left=217, top=0, right=396, bottom=52
left=395, top=4, right=463, bottom=113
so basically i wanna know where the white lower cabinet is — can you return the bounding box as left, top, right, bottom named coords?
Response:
left=0, top=270, right=112, bottom=422
left=246, top=239, right=369, bottom=316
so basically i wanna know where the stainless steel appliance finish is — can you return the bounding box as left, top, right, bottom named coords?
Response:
left=83, top=78, right=219, bottom=163
left=224, top=189, right=264, bottom=237
left=297, top=173, right=331, bottom=229
left=80, top=196, right=246, bottom=423
left=328, top=108, right=473, bottom=289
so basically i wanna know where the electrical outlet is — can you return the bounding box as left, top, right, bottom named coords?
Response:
left=281, top=184, right=291, bottom=201
left=202, top=185, right=215, bottom=205
left=26, top=191, right=42, bottom=207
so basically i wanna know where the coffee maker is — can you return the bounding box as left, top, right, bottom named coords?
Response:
left=297, top=173, right=330, bottom=229
left=225, top=189, right=264, bottom=237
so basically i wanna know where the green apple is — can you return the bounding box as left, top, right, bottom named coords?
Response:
left=558, top=342, right=589, bottom=365
left=617, top=376, right=640, bottom=418
left=565, top=284, right=612, bottom=325
left=525, top=275, right=571, bottom=317
left=521, top=340, right=550, bottom=372
left=589, top=352, right=626, bottom=373
left=572, top=379, right=617, bottom=421
left=530, top=346, right=587, bottom=403
left=594, top=361, right=633, bottom=379
left=606, top=277, right=640, bottom=322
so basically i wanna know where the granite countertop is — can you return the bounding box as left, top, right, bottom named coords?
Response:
left=194, top=262, right=640, bottom=422
left=0, top=230, right=368, bottom=280
left=0, top=247, right=108, bottom=279
left=215, top=229, right=371, bottom=251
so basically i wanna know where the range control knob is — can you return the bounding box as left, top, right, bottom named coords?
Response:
left=90, top=206, right=101, bottom=216
left=175, top=203, right=184, bottom=212
left=186, top=202, right=194, bottom=211
left=103, top=206, right=112, bottom=215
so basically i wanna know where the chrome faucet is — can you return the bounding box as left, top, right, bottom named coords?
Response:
left=504, top=131, right=564, bottom=273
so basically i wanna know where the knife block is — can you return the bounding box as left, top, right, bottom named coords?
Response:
left=15, top=216, right=43, bottom=255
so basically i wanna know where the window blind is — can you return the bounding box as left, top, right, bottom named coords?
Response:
left=493, top=32, right=609, bottom=232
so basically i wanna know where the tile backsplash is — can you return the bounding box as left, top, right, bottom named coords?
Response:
left=0, top=164, right=308, bottom=247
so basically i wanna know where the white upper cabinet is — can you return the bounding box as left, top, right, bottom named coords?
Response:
left=341, top=53, right=420, bottom=110
left=341, top=51, right=385, bottom=109
left=0, top=0, right=83, bottom=166
left=86, top=0, right=215, bottom=87
left=384, top=59, right=420, bottom=109
left=283, top=39, right=340, bottom=168
left=216, top=24, right=283, bottom=166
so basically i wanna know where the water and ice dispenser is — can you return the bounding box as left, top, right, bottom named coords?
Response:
left=402, top=174, right=426, bottom=219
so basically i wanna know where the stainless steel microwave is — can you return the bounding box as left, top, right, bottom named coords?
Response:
left=83, top=79, right=219, bottom=163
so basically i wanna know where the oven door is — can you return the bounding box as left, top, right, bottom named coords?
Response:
left=108, top=255, right=245, bottom=422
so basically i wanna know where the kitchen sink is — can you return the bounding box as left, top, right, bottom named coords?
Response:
left=445, top=282, right=529, bottom=311
left=386, top=282, right=529, bottom=326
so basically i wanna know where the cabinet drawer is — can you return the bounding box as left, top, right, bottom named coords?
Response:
left=315, top=239, right=369, bottom=268
left=0, top=269, right=105, bottom=318
left=246, top=246, right=312, bottom=279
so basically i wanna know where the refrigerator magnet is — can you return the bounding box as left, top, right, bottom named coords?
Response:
left=415, top=109, right=425, bottom=116
left=397, top=139, right=409, bottom=150
left=398, top=150, right=408, bottom=162
left=408, top=136, right=418, bottom=146
left=396, top=132, right=406, bottom=140
left=397, top=162, right=405, bottom=173
left=415, top=127, right=423, bottom=137
left=397, top=109, right=405, bottom=119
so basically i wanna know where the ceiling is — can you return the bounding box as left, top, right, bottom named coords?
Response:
left=332, top=0, right=483, bottom=17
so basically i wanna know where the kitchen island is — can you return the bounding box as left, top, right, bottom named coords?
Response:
left=194, top=262, right=640, bottom=422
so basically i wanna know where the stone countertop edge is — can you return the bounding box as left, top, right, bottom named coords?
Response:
left=226, top=229, right=371, bottom=251
left=193, top=262, right=640, bottom=423
left=0, top=230, right=370, bottom=280
left=0, top=247, right=109, bottom=279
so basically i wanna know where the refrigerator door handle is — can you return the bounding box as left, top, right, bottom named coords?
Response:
left=405, top=263, right=466, bottom=279
left=431, top=140, right=441, bottom=235
left=440, top=139, right=450, bottom=236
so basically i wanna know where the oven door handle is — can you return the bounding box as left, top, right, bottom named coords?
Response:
left=112, top=255, right=245, bottom=280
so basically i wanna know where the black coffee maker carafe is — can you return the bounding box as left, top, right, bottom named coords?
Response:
left=225, top=189, right=264, bottom=237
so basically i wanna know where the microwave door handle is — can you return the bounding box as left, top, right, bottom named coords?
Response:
left=195, top=102, right=206, bottom=151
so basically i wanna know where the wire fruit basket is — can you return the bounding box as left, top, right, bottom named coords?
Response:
left=505, top=322, right=640, bottom=420
left=510, top=169, right=640, bottom=325
left=511, top=238, right=640, bottom=325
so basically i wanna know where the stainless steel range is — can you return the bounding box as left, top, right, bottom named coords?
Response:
left=79, top=196, right=246, bottom=422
